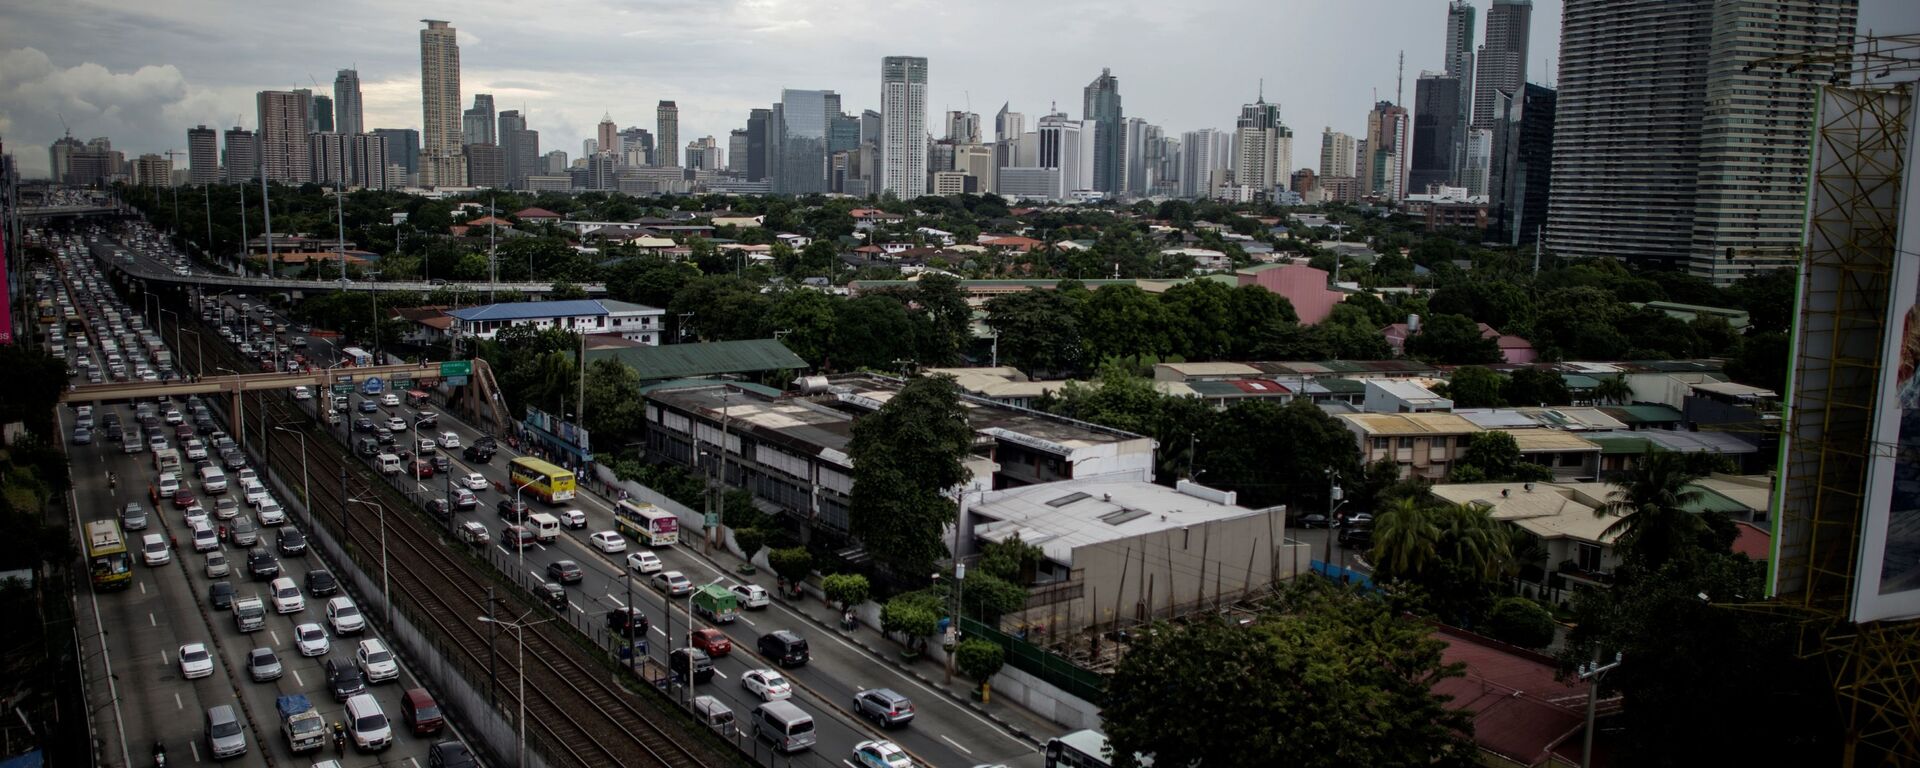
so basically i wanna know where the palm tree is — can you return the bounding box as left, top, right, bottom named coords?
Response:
left=1598, top=449, right=1709, bottom=566
left=1371, top=498, right=1439, bottom=578
left=1594, top=375, right=1633, bottom=405
left=1434, top=503, right=1514, bottom=582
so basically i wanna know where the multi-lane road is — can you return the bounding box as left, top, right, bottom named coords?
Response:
left=85, top=218, right=1054, bottom=768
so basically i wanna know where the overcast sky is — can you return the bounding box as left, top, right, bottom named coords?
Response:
left=1, top=0, right=1910, bottom=177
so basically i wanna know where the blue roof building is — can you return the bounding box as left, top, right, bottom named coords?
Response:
left=448, top=299, right=664, bottom=344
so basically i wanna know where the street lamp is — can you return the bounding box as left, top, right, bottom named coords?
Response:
left=1578, top=652, right=1623, bottom=768
left=273, top=426, right=309, bottom=528
left=685, top=577, right=724, bottom=706
left=477, top=611, right=556, bottom=768
left=345, top=497, right=389, bottom=625
left=1323, top=470, right=1347, bottom=573
left=512, top=477, right=538, bottom=584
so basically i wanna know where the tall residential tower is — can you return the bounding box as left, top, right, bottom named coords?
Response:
left=1083, top=68, right=1123, bottom=195
left=880, top=56, right=929, bottom=198
left=419, top=19, right=465, bottom=187
left=656, top=101, right=679, bottom=167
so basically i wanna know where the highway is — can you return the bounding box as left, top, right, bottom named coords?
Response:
left=100, top=218, right=1056, bottom=767
left=43, top=230, right=461, bottom=768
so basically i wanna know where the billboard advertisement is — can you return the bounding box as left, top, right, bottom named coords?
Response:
left=1854, top=91, right=1920, bottom=624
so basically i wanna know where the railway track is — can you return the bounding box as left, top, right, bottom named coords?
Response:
left=160, top=299, right=717, bottom=768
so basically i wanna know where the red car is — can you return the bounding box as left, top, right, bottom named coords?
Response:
left=691, top=627, right=732, bottom=657
left=172, top=487, right=196, bottom=509
left=411, top=459, right=434, bottom=478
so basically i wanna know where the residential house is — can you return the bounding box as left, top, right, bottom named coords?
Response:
left=1362, top=379, right=1453, bottom=413
left=775, top=233, right=812, bottom=249
left=447, top=299, right=665, bottom=344
left=1383, top=319, right=1537, bottom=364
left=1339, top=412, right=1481, bottom=480
left=1235, top=263, right=1344, bottom=324
left=917, top=227, right=957, bottom=246
left=513, top=207, right=562, bottom=223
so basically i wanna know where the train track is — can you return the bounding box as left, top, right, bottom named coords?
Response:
left=159, top=298, right=717, bottom=768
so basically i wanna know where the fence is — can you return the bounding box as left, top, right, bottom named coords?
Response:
left=957, top=615, right=1108, bottom=705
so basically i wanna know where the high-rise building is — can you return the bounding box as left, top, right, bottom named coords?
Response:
left=256, top=90, right=313, bottom=183
left=1038, top=114, right=1094, bottom=197
left=618, top=127, right=654, bottom=165
left=1471, top=0, right=1532, bottom=133
left=582, top=139, right=597, bottom=157
left=49, top=135, right=82, bottom=183
left=1546, top=0, right=1857, bottom=283
left=830, top=113, right=862, bottom=155
left=1410, top=73, right=1463, bottom=193
left=880, top=56, right=929, bottom=198
left=544, top=150, right=568, bottom=174
left=1180, top=128, right=1233, bottom=199
left=187, top=125, right=219, bottom=185
left=728, top=130, right=750, bottom=174
left=1320, top=128, right=1357, bottom=179
left=945, top=111, right=981, bottom=144
left=584, top=152, right=617, bottom=190
left=995, top=103, right=1025, bottom=145
left=222, top=127, right=257, bottom=183
left=466, top=142, right=506, bottom=188
left=334, top=69, right=364, bottom=136
left=774, top=89, right=832, bottom=195
left=134, top=154, right=171, bottom=188
left=657, top=101, right=680, bottom=167
left=464, top=94, right=496, bottom=146
left=371, top=128, right=419, bottom=179
left=1123, top=118, right=1163, bottom=196
left=597, top=115, right=618, bottom=156
left=955, top=143, right=996, bottom=194
left=419, top=20, right=465, bottom=187
left=311, top=95, right=334, bottom=133
left=498, top=110, right=539, bottom=187
left=1364, top=101, right=1409, bottom=200
left=1233, top=95, right=1293, bottom=196
left=1490, top=83, right=1556, bottom=245
left=1083, top=68, right=1124, bottom=195
left=1445, top=0, right=1477, bottom=182
left=349, top=133, right=391, bottom=190
left=746, top=108, right=771, bottom=181
left=309, top=132, right=350, bottom=185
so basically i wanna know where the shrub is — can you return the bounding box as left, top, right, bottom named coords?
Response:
left=880, top=598, right=938, bottom=651
left=1484, top=596, right=1557, bottom=649
left=732, top=528, right=767, bottom=560
left=954, top=638, right=1005, bottom=682
left=822, top=573, right=872, bottom=609
left=767, top=546, right=814, bottom=586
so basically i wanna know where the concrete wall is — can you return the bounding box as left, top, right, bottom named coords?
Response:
left=1238, top=263, right=1342, bottom=325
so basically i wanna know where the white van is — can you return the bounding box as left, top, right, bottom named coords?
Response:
left=198, top=465, right=228, bottom=494
left=153, top=447, right=181, bottom=474
left=751, top=701, right=816, bottom=753
left=438, top=431, right=460, bottom=449
left=527, top=512, right=561, bottom=544
left=377, top=453, right=402, bottom=475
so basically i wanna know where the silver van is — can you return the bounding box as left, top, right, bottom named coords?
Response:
left=204, top=704, right=248, bottom=759
left=693, top=695, right=735, bottom=737
left=751, top=700, right=816, bottom=753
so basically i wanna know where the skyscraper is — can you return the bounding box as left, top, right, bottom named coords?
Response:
left=311, top=95, right=334, bottom=133
left=498, top=110, right=537, bottom=188
left=1546, top=0, right=1858, bottom=282
left=746, top=108, right=771, bottom=181
left=1364, top=101, right=1410, bottom=201
left=995, top=103, right=1025, bottom=144
left=1471, top=0, right=1532, bottom=132
left=419, top=19, right=465, bottom=187
left=1122, top=118, right=1163, bottom=196
left=309, top=132, right=351, bottom=185
left=1490, top=83, right=1556, bottom=245
left=1234, top=95, right=1293, bottom=196
left=945, top=111, right=981, bottom=144
left=133, top=154, right=171, bottom=188
left=464, top=94, right=495, bottom=147
left=334, top=69, right=364, bottom=136
left=1038, top=114, right=1094, bottom=197
left=222, top=127, right=257, bottom=184
left=657, top=101, right=680, bottom=167
left=187, top=125, right=219, bottom=185
left=256, top=90, right=313, bottom=183
left=729, top=129, right=750, bottom=174
left=1320, top=128, right=1357, bottom=179
left=1410, top=73, right=1462, bottom=193
left=349, top=133, right=391, bottom=190
left=371, top=128, right=419, bottom=179
left=596, top=115, right=618, bottom=156
left=1180, top=128, right=1233, bottom=199
left=1444, top=0, right=1476, bottom=181
left=618, top=127, right=653, bottom=165
left=880, top=56, right=929, bottom=198
left=773, top=90, right=832, bottom=195
left=466, top=142, right=506, bottom=188
left=1083, top=68, right=1124, bottom=195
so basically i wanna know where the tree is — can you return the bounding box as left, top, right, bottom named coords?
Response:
left=1160, top=280, right=1235, bottom=360
left=848, top=376, right=974, bottom=577
left=1599, top=450, right=1710, bottom=568
left=1371, top=498, right=1439, bottom=576
left=547, top=281, right=589, bottom=301
left=1103, top=584, right=1476, bottom=768
left=1195, top=399, right=1360, bottom=510
left=1503, top=367, right=1571, bottom=407
left=765, top=289, right=838, bottom=367
left=983, top=288, right=1085, bottom=376
left=1483, top=597, right=1556, bottom=649
left=822, top=573, right=871, bottom=609
left=767, top=547, right=814, bottom=587
left=1078, top=285, right=1171, bottom=365
left=1452, top=431, right=1551, bottom=483
left=1593, top=374, right=1633, bottom=405
left=1444, top=366, right=1507, bottom=408
left=1372, top=500, right=1514, bottom=622
left=960, top=574, right=1029, bottom=622
left=581, top=359, right=646, bottom=448
left=914, top=274, right=973, bottom=366
left=1404, top=313, right=1502, bottom=364
left=954, top=638, right=1005, bottom=683
left=732, top=527, right=767, bottom=561
left=880, top=592, right=941, bottom=652
left=830, top=295, right=920, bottom=371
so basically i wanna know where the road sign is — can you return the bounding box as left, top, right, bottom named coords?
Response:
left=362, top=376, right=384, bottom=395
left=334, top=374, right=354, bottom=384
left=331, top=383, right=354, bottom=395
left=447, top=375, right=469, bottom=386
left=393, top=379, right=413, bottom=390
left=439, top=360, right=472, bottom=378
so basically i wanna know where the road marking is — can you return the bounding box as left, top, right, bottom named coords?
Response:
left=161, top=649, right=169, bottom=664
left=149, top=612, right=157, bottom=627
left=712, top=668, right=728, bottom=679
left=188, top=740, right=199, bottom=762
left=174, top=692, right=183, bottom=710
left=293, top=670, right=303, bottom=686
left=651, top=625, right=666, bottom=637
left=605, top=593, right=626, bottom=608
left=843, top=761, right=858, bottom=768
left=139, top=581, right=146, bottom=595
left=409, top=759, right=421, bottom=768
left=738, top=615, right=756, bottom=627
left=496, top=544, right=512, bottom=557
left=270, top=630, right=280, bottom=646
left=941, top=735, right=974, bottom=755
left=569, top=601, right=583, bottom=613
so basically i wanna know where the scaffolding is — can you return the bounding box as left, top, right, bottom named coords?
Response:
left=1762, top=32, right=1920, bottom=765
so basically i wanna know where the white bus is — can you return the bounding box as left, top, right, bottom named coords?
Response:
left=614, top=500, right=679, bottom=547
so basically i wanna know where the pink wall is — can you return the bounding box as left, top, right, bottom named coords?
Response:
left=1239, top=264, right=1342, bottom=325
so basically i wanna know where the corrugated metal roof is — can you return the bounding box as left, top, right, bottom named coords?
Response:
left=448, top=299, right=609, bottom=322
left=590, top=339, right=809, bottom=381
left=1599, top=404, right=1684, bottom=424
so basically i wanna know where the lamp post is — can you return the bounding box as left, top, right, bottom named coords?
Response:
left=477, top=611, right=555, bottom=768
left=512, top=477, right=537, bottom=584
left=272, top=426, right=309, bottom=529
left=685, top=577, right=724, bottom=705
left=1578, top=652, right=1623, bottom=768
left=345, top=497, right=389, bottom=625
left=1323, top=470, right=1347, bottom=574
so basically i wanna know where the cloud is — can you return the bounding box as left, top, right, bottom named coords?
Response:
left=0, top=47, right=238, bottom=174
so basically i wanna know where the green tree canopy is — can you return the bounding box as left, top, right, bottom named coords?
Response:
left=848, top=376, right=974, bottom=577
left=1404, top=313, right=1502, bottom=364
left=1443, top=366, right=1507, bottom=408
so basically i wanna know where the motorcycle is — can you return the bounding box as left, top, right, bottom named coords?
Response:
left=153, top=740, right=167, bottom=767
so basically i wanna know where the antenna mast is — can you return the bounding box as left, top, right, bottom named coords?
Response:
left=1397, top=50, right=1405, bottom=105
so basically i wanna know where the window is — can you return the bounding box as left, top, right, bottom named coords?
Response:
left=1398, top=437, right=1415, bottom=449
left=1577, top=543, right=1603, bottom=572
left=1431, top=436, right=1449, bottom=450
left=1372, top=437, right=1390, bottom=450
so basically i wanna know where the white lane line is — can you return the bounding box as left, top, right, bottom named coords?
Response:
left=292, top=670, right=303, bottom=686
left=738, top=615, right=756, bottom=627
left=712, top=668, right=728, bottom=679
left=651, top=625, right=666, bottom=637
left=843, top=761, right=858, bottom=768
left=188, top=740, right=200, bottom=762
left=409, top=759, right=421, bottom=768
left=173, top=692, right=183, bottom=710
left=605, top=594, right=626, bottom=608
left=269, top=630, right=280, bottom=646
left=161, top=649, right=169, bottom=665
left=149, top=612, right=157, bottom=627
left=139, top=581, right=147, bottom=595
left=942, top=735, right=975, bottom=755
left=569, top=601, right=583, bottom=613
left=496, top=544, right=513, bottom=557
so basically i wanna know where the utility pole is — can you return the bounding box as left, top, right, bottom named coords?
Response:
left=487, top=588, right=498, bottom=707
left=1578, top=652, right=1623, bottom=768
left=237, top=185, right=249, bottom=276
left=333, top=179, right=345, bottom=283
left=260, top=154, right=275, bottom=278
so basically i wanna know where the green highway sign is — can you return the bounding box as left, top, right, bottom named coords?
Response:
left=439, top=360, right=472, bottom=377
left=394, top=379, right=414, bottom=390
left=331, top=384, right=353, bottom=395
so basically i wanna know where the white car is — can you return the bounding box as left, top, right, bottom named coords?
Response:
left=416, top=439, right=435, bottom=455
left=147, top=435, right=168, bottom=453
left=730, top=583, right=771, bottom=610
left=327, top=596, right=366, bottom=635
left=461, top=473, right=488, bottom=491
left=740, top=668, right=793, bottom=701
left=270, top=577, right=305, bottom=614
left=184, top=439, right=208, bottom=460
left=163, top=408, right=184, bottom=425
left=258, top=501, right=287, bottom=526
left=626, top=550, right=663, bottom=574
left=560, top=509, right=587, bottom=529
left=355, top=639, right=399, bottom=683
left=204, top=550, right=231, bottom=578
left=294, top=623, right=330, bottom=657
left=853, top=740, right=914, bottom=768
left=191, top=522, right=219, bottom=552
left=242, top=480, right=270, bottom=507
left=293, top=386, right=312, bottom=400
left=652, top=570, right=693, bottom=596
left=380, top=393, right=400, bottom=407
left=385, top=417, right=406, bottom=432
left=590, top=531, right=627, bottom=554
left=438, top=432, right=461, bottom=449
left=157, top=471, right=181, bottom=496
left=182, top=503, right=209, bottom=529
left=178, top=642, right=215, bottom=679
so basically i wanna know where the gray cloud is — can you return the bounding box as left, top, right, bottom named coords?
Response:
left=3, top=0, right=1907, bottom=178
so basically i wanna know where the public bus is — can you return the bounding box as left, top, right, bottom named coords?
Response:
left=1046, top=730, right=1150, bottom=768
left=614, top=499, right=679, bottom=546
left=508, top=456, right=577, bottom=504
left=341, top=346, right=374, bottom=367
left=85, top=519, right=133, bottom=591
